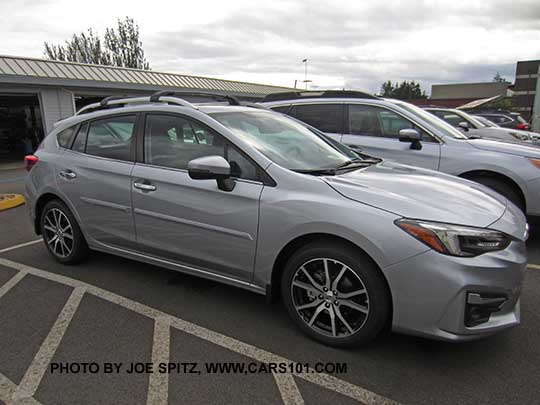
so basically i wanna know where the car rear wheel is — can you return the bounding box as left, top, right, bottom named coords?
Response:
left=41, top=199, right=89, bottom=264
left=281, top=242, right=390, bottom=347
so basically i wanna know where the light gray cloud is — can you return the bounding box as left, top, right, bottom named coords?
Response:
left=2, top=0, right=540, bottom=93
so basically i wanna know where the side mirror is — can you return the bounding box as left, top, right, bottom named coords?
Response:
left=458, top=121, right=470, bottom=131
left=188, top=155, right=235, bottom=192
left=398, top=129, right=422, bottom=150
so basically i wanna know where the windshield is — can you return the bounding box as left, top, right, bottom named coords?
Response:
left=211, top=110, right=352, bottom=171
left=458, top=111, right=486, bottom=128
left=388, top=100, right=469, bottom=139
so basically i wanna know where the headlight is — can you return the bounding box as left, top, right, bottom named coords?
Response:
left=529, top=158, right=540, bottom=169
left=510, top=132, right=530, bottom=141
left=395, top=219, right=511, bottom=257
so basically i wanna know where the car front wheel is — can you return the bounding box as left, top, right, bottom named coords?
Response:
left=281, top=242, right=390, bottom=347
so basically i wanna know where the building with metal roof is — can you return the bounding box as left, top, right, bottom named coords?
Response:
left=0, top=55, right=292, bottom=164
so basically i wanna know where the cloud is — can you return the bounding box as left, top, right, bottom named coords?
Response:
left=1, top=0, right=540, bottom=93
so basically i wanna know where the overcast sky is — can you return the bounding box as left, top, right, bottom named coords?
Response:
left=2, top=0, right=540, bottom=94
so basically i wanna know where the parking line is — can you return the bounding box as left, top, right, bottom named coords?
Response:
left=0, top=239, right=41, bottom=254
left=273, top=372, right=304, bottom=405
left=146, top=317, right=171, bottom=405
left=0, top=256, right=399, bottom=405
left=528, top=264, right=540, bottom=270
left=12, top=287, right=86, bottom=401
left=0, top=271, right=26, bottom=300
left=0, top=371, right=42, bottom=405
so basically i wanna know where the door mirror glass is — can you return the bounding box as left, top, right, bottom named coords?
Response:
left=188, top=155, right=235, bottom=191
left=398, top=128, right=422, bottom=150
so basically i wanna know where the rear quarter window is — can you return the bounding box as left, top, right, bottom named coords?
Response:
left=56, top=126, right=77, bottom=148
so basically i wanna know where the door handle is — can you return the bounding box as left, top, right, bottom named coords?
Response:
left=59, top=170, right=77, bottom=179
left=133, top=182, right=157, bottom=192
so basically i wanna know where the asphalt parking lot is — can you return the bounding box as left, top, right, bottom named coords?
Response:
left=1, top=170, right=540, bottom=405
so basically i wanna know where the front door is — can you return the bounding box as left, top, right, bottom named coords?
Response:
left=131, top=113, right=263, bottom=282
left=341, top=104, right=441, bottom=170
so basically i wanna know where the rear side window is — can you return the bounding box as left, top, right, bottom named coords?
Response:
left=292, top=104, right=343, bottom=133
left=56, top=126, right=77, bottom=148
left=85, top=115, right=136, bottom=161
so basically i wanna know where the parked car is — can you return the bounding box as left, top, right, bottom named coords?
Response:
left=472, top=115, right=499, bottom=128
left=25, top=91, right=527, bottom=347
left=473, top=111, right=531, bottom=131
left=262, top=90, right=540, bottom=218
left=424, top=107, right=539, bottom=145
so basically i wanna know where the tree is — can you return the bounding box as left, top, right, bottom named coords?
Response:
left=493, top=72, right=508, bottom=83
left=379, top=80, right=427, bottom=100
left=44, top=17, right=150, bottom=70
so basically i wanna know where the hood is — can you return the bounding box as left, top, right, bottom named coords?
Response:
left=467, top=137, right=540, bottom=157
left=324, top=161, right=507, bottom=227
left=475, top=127, right=539, bottom=143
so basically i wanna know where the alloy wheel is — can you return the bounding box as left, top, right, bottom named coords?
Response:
left=290, top=258, right=370, bottom=338
left=43, top=208, right=74, bottom=258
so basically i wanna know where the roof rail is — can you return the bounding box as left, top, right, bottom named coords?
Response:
left=262, top=90, right=379, bottom=103
left=76, top=94, right=198, bottom=115
left=150, top=90, right=241, bottom=106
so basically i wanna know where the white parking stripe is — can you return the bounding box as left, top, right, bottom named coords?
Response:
left=0, top=371, right=42, bottom=405
left=12, top=287, right=85, bottom=401
left=527, top=264, right=540, bottom=270
left=273, top=372, right=304, bottom=405
left=0, top=257, right=399, bottom=405
left=0, top=271, right=26, bottom=300
left=147, top=317, right=171, bottom=405
left=0, top=239, right=41, bottom=254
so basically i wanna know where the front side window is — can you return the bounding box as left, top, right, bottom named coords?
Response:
left=349, top=105, right=433, bottom=141
left=210, top=110, right=351, bottom=171
left=144, top=114, right=259, bottom=181
left=292, top=104, right=343, bottom=133
left=85, top=115, right=136, bottom=161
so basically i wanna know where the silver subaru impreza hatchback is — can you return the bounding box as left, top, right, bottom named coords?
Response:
left=24, top=92, right=528, bottom=347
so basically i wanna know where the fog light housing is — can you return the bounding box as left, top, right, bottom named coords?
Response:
left=465, top=292, right=507, bottom=327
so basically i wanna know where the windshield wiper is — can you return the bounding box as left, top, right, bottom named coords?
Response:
left=335, top=157, right=381, bottom=170
left=293, top=168, right=337, bottom=176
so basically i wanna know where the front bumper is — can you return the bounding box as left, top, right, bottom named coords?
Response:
left=383, top=239, right=526, bottom=342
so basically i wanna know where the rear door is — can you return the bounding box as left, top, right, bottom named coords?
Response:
left=57, top=114, right=138, bottom=250
left=341, top=104, right=441, bottom=170
left=131, top=113, right=264, bottom=282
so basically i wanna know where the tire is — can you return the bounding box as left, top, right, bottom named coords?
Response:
left=281, top=241, right=390, bottom=347
left=471, top=176, right=524, bottom=212
left=40, top=199, right=89, bottom=264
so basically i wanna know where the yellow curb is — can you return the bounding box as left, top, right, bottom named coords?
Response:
left=0, top=194, right=25, bottom=211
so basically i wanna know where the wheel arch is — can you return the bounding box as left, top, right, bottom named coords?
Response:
left=269, top=232, right=392, bottom=307
left=34, top=192, right=67, bottom=235
left=458, top=169, right=526, bottom=211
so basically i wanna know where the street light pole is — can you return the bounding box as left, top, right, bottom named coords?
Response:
left=302, top=59, right=308, bottom=89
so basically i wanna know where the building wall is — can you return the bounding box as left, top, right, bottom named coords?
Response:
left=431, top=82, right=508, bottom=100
left=38, top=88, right=75, bottom=133
left=513, top=60, right=539, bottom=120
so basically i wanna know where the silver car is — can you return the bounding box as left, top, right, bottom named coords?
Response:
left=424, top=107, right=540, bottom=145
left=25, top=92, right=527, bottom=347
left=263, top=91, right=540, bottom=219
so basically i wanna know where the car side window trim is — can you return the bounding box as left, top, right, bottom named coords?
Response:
left=137, top=112, right=276, bottom=187
left=346, top=103, right=442, bottom=144
left=65, top=113, right=141, bottom=164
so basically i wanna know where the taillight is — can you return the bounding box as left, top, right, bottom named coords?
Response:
left=24, top=155, right=39, bottom=171
left=517, top=123, right=529, bottom=130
